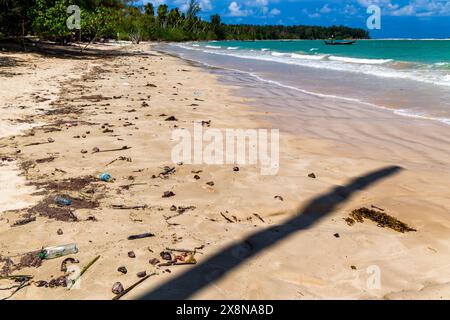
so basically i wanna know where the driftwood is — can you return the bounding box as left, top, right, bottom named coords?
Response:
left=112, top=204, right=148, bottom=210
left=127, top=233, right=154, bottom=240
left=119, top=183, right=147, bottom=190
left=158, top=261, right=196, bottom=267
left=253, top=213, right=265, bottom=223
left=106, top=156, right=132, bottom=166
left=93, top=146, right=131, bottom=154
left=1, top=278, right=32, bottom=300
left=23, top=141, right=52, bottom=147
left=220, top=212, right=233, bottom=223
left=166, top=248, right=198, bottom=254
left=12, top=217, right=36, bottom=227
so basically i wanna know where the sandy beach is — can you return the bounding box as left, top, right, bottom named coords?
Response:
left=1, top=43, right=450, bottom=300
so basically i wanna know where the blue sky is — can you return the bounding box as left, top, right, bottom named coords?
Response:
left=139, top=1, right=450, bottom=38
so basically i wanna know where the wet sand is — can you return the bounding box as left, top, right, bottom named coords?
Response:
left=0, top=43, right=450, bottom=300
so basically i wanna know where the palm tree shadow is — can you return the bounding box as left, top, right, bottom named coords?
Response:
left=139, top=165, right=402, bottom=300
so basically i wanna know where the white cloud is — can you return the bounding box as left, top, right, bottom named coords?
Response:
left=228, top=1, right=252, bottom=17
left=319, top=4, right=332, bottom=14
left=270, top=8, right=281, bottom=16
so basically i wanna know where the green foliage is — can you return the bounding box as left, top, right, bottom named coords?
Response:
left=30, top=0, right=76, bottom=38
left=157, top=4, right=168, bottom=28
left=0, top=0, right=370, bottom=43
left=81, top=6, right=117, bottom=40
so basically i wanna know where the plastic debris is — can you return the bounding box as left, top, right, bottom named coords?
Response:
left=54, top=196, right=72, bottom=207
left=39, top=243, right=78, bottom=260
left=100, top=172, right=114, bottom=182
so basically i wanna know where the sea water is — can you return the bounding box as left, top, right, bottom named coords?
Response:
left=162, top=40, right=450, bottom=126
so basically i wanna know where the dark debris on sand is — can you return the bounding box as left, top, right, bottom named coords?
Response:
left=25, top=176, right=101, bottom=221
left=0, top=250, right=42, bottom=277
left=33, top=175, right=98, bottom=192
left=346, top=207, right=416, bottom=233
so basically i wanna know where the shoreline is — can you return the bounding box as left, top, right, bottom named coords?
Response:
left=1, top=43, right=450, bottom=299
left=162, top=41, right=450, bottom=127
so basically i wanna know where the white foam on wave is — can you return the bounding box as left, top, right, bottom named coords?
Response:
left=328, top=56, right=393, bottom=64
left=291, top=53, right=326, bottom=60
left=205, top=45, right=221, bottom=49
left=227, top=46, right=239, bottom=50
left=394, top=109, right=450, bottom=125
left=271, top=51, right=289, bottom=57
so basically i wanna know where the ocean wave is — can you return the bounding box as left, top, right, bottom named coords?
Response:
left=227, top=46, right=239, bottom=50
left=328, top=56, right=393, bottom=64
left=291, top=53, right=326, bottom=60
left=173, top=43, right=450, bottom=88
left=271, top=51, right=289, bottom=57
left=205, top=45, right=221, bottom=49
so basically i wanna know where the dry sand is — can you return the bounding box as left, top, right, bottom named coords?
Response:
left=0, top=43, right=449, bottom=300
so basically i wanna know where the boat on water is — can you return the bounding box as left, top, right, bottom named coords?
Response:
left=324, top=40, right=356, bottom=45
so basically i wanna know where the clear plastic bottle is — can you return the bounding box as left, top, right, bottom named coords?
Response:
left=39, top=243, right=78, bottom=260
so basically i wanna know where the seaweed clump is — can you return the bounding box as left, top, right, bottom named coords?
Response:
left=346, top=207, right=416, bottom=233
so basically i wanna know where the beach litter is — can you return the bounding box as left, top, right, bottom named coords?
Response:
left=39, top=243, right=78, bottom=260
left=100, top=172, right=115, bottom=182
left=68, top=255, right=100, bottom=290
left=346, top=207, right=416, bottom=233
left=60, top=257, right=79, bottom=272
left=54, top=195, right=72, bottom=207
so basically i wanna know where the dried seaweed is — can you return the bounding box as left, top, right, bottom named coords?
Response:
left=0, top=251, right=42, bottom=277
left=33, top=176, right=98, bottom=192
left=27, top=196, right=99, bottom=221
left=349, top=207, right=416, bottom=233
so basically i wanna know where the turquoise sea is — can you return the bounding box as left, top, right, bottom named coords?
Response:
left=180, top=40, right=450, bottom=87
left=164, top=40, right=450, bottom=125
